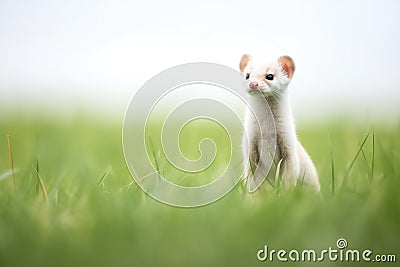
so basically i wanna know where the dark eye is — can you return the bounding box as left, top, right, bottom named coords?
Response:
left=245, top=73, right=250, bottom=80
left=266, top=74, right=274, bottom=80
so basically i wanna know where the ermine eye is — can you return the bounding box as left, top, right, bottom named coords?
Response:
left=245, top=73, right=250, bottom=80
left=266, top=74, right=274, bottom=80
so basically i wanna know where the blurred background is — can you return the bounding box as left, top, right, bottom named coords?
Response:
left=1, top=0, right=399, bottom=122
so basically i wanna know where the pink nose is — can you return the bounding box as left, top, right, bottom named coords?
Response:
left=249, top=81, right=258, bottom=89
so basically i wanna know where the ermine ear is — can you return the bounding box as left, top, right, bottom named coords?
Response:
left=278, top=55, right=295, bottom=78
left=239, top=54, right=252, bottom=73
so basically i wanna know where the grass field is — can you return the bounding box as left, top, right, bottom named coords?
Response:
left=0, top=113, right=399, bottom=266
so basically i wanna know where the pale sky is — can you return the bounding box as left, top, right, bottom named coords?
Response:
left=1, top=0, right=399, bottom=121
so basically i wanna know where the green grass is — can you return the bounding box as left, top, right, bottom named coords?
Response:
left=0, top=114, right=399, bottom=267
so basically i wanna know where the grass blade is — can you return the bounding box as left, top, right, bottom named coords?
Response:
left=347, top=130, right=370, bottom=174
left=7, top=134, right=16, bottom=191
left=35, top=158, right=40, bottom=193
left=248, top=157, right=255, bottom=183
left=329, top=136, right=335, bottom=196
left=361, top=149, right=370, bottom=171
left=340, top=130, right=371, bottom=193
left=32, top=164, right=49, bottom=203
left=274, top=159, right=283, bottom=191
left=371, top=132, right=375, bottom=181
left=146, top=136, right=162, bottom=180
left=268, top=149, right=278, bottom=169
left=97, top=167, right=112, bottom=187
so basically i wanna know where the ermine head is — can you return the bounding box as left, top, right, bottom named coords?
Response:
left=239, top=54, right=295, bottom=97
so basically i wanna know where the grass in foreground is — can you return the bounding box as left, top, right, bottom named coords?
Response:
left=0, top=114, right=399, bottom=267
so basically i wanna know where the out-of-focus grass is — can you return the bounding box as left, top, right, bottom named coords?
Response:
left=0, top=114, right=399, bottom=267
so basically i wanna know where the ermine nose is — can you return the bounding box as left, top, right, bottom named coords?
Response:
left=249, top=81, right=258, bottom=89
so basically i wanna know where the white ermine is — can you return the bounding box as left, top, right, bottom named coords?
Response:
left=240, top=54, right=320, bottom=191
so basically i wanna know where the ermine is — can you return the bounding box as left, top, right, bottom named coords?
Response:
left=240, top=54, right=320, bottom=191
